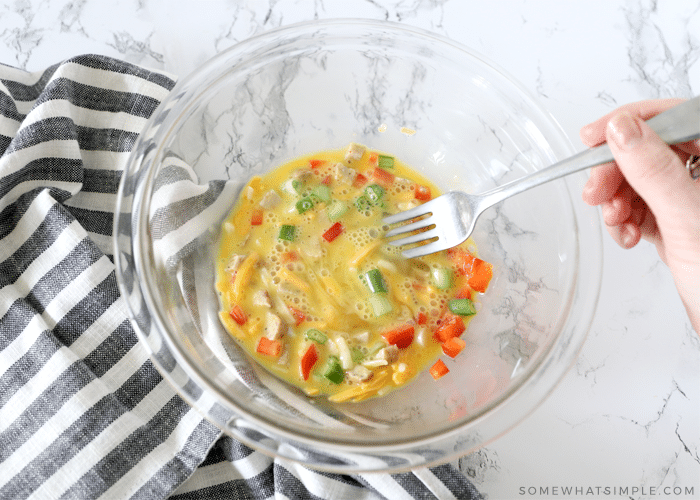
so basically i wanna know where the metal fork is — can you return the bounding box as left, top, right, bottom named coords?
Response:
left=383, top=96, right=700, bottom=258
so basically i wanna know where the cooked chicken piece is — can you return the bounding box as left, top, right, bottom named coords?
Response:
left=335, top=336, right=353, bottom=369
left=353, top=331, right=370, bottom=344
left=344, top=142, right=366, bottom=163
left=225, top=254, right=245, bottom=274
left=291, top=168, right=313, bottom=182
left=397, top=200, right=420, bottom=212
left=375, top=345, right=399, bottom=364
left=362, top=359, right=388, bottom=368
left=332, top=162, right=357, bottom=185
left=264, top=312, right=287, bottom=340
left=253, top=290, right=272, bottom=308
left=259, top=189, right=282, bottom=209
left=299, top=237, right=323, bottom=259
left=346, top=365, right=373, bottom=384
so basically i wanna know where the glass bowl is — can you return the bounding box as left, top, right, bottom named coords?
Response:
left=114, top=19, right=602, bottom=473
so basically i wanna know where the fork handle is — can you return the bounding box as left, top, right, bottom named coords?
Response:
left=478, top=95, right=700, bottom=207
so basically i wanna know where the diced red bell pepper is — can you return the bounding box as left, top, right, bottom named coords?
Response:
left=371, top=167, right=394, bottom=188
left=368, top=153, right=379, bottom=166
left=382, top=323, right=415, bottom=349
left=434, top=314, right=465, bottom=343
left=251, top=208, right=263, bottom=226
left=300, top=343, right=318, bottom=381
left=454, top=286, right=472, bottom=300
left=257, top=337, right=282, bottom=357
left=353, top=173, right=368, bottom=188
left=322, top=222, right=344, bottom=242
left=468, top=260, right=493, bottom=293
left=416, top=312, right=428, bottom=325
left=447, top=249, right=493, bottom=293
left=414, top=184, right=431, bottom=201
left=442, top=336, right=466, bottom=358
left=430, top=359, right=449, bottom=380
left=288, top=306, right=306, bottom=326
left=229, top=304, right=247, bottom=326
left=309, top=159, right=325, bottom=168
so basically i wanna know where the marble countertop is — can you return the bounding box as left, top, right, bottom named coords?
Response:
left=2, top=1, right=698, bottom=499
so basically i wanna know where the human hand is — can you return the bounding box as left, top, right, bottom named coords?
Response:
left=579, top=99, right=700, bottom=332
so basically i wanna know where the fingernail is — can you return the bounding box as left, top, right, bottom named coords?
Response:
left=622, top=232, right=634, bottom=248
left=621, top=225, right=636, bottom=248
left=582, top=185, right=594, bottom=202
left=608, top=112, right=642, bottom=148
left=580, top=124, right=593, bottom=142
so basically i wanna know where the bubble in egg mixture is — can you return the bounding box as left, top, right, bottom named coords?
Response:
left=346, top=226, right=379, bottom=250
left=383, top=244, right=402, bottom=257
left=388, top=178, right=412, bottom=195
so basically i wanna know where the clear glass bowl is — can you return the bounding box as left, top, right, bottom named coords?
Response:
left=114, top=19, right=602, bottom=472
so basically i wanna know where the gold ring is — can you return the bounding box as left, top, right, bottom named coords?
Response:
left=687, top=155, right=700, bottom=180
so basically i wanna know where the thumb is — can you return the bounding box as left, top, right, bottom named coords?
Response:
left=605, top=111, right=699, bottom=220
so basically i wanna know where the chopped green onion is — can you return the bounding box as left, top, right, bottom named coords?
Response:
left=431, top=268, right=454, bottom=290
left=296, top=197, right=314, bottom=214
left=278, top=224, right=296, bottom=241
left=323, top=356, right=344, bottom=384
left=326, top=200, right=348, bottom=221
left=364, top=184, right=385, bottom=205
left=368, top=294, right=393, bottom=317
left=281, top=178, right=302, bottom=196
left=448, top=298, right=476, bottom=316
left=305, top=328, right=328, bottom=344
left=354, top=195, right=371, bottom=212
left=351, top=346, right=365, bottom=363
left=377, top=155, right=394, bottom=169
left=363, top=268, right=387, bottom=294
left=311, top=185, right=331, bottom=202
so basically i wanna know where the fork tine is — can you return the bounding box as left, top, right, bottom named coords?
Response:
left=400, top=239, right=449, bottom=259
left=384, top=216, right=435, bottom=238
left=381, top=202, right=433, bottom=225
left=387, top=227, right=439, bottom=248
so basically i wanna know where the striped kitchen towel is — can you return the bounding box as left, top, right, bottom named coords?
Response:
left=0, top=54, right=482, bottom=500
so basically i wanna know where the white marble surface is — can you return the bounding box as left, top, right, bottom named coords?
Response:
left=2, top=1, right=698, bottom=499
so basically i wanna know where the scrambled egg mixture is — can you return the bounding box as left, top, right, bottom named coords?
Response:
left=216, top=143, right=492, bottom=402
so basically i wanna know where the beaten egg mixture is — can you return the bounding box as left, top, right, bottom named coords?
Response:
left=216, top=143, right=493, bottom=402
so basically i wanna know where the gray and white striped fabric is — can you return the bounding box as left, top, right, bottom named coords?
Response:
left=0, top=54, right=483, bottom=500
